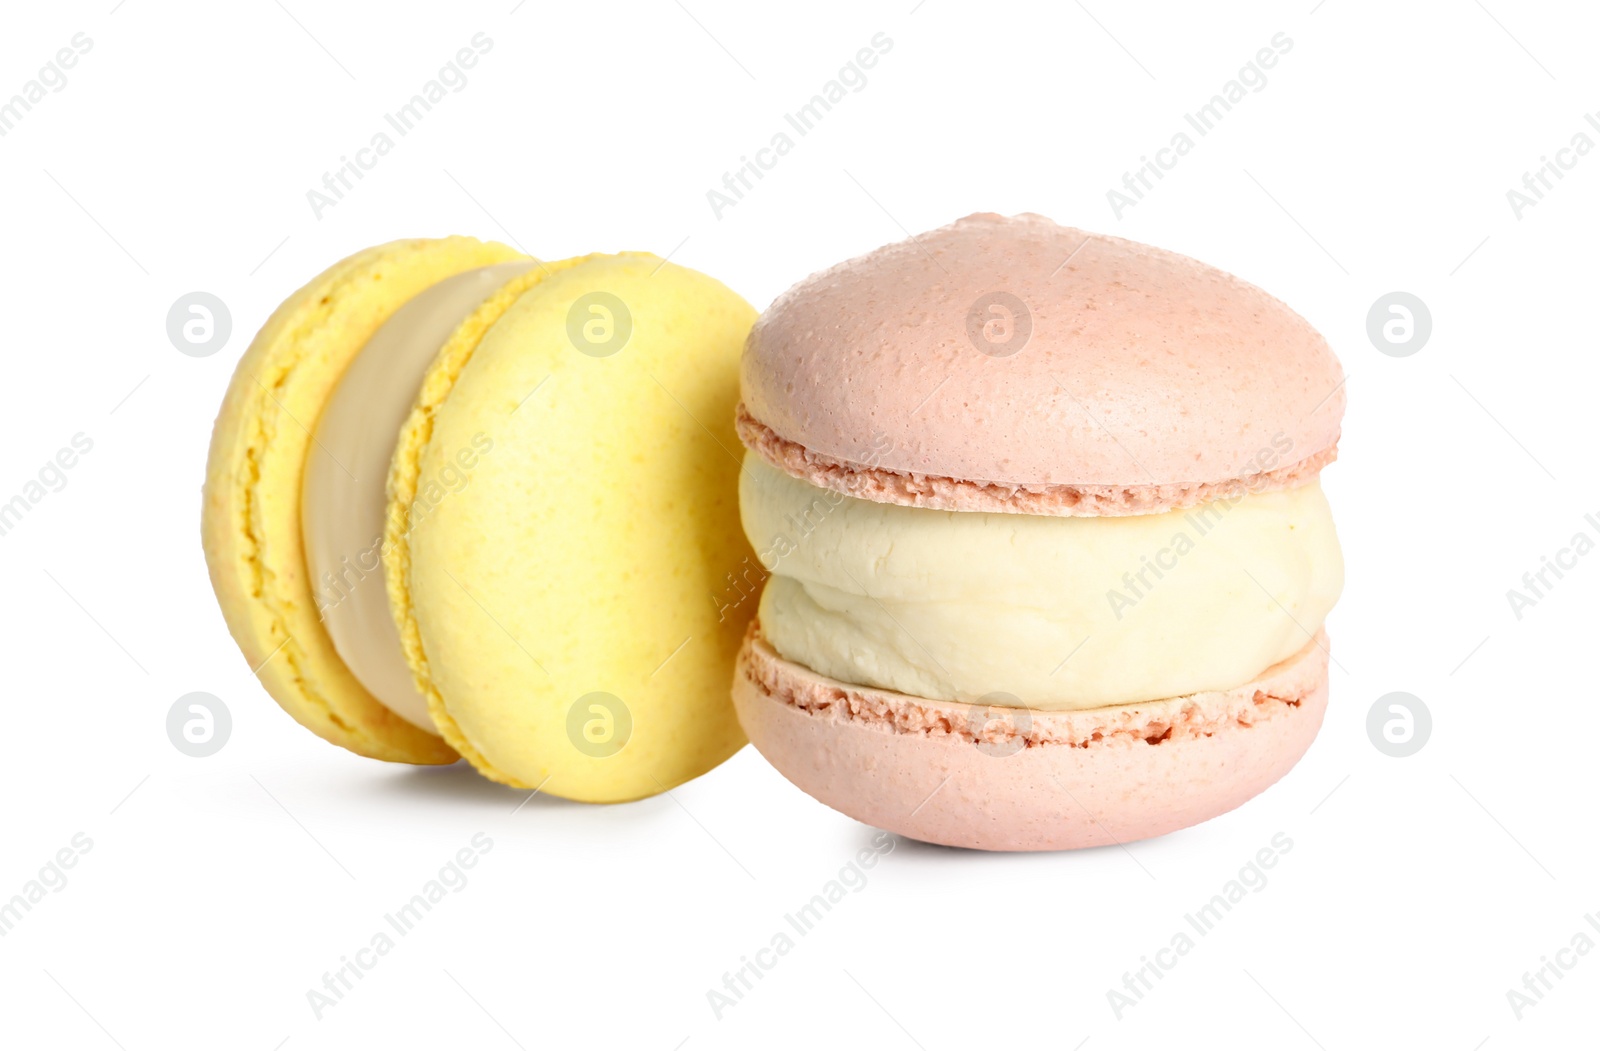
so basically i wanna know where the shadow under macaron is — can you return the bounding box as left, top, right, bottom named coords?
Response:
left=376, top=760, right=581, bottom=810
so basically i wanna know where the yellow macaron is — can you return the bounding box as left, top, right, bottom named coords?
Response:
left=202, top=237, right=759, bottom=801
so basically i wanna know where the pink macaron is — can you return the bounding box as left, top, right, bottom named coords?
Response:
left=731, top=213, right=1345, bottom=851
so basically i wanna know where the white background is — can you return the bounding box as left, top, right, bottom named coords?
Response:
left=1, top=0, right=1595, bottom=1047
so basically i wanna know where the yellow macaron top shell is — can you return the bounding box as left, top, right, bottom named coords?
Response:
left=202, top=237, right=523, bottom=764
left=385, top=254, right=759, bottom=802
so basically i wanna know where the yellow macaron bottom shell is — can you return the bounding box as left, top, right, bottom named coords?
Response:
left=387, top=254, right=759, bottom=802
left=741, top=454, right=1343, bottom=710
left=301, top=260, right=539, bottom=735
left=202, top=237, right=524, bottom=765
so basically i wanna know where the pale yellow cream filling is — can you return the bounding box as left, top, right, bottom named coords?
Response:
left=740, top=454, right=1342, bottom=710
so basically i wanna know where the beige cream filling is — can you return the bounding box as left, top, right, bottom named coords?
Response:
left=301, top=262, right=536, bottom=733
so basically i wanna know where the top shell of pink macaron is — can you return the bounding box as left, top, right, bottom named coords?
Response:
left=738, top=213, right=1344, bottom=515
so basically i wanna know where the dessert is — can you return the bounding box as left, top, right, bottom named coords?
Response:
left=731, top=213, right=1345, bottom=850
left=203, top=238, right=757, bottom=801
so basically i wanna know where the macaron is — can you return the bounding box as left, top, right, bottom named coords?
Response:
left=203, top=237, right=758, bottom=802
left=731, top=213, right=1345, bottom=851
